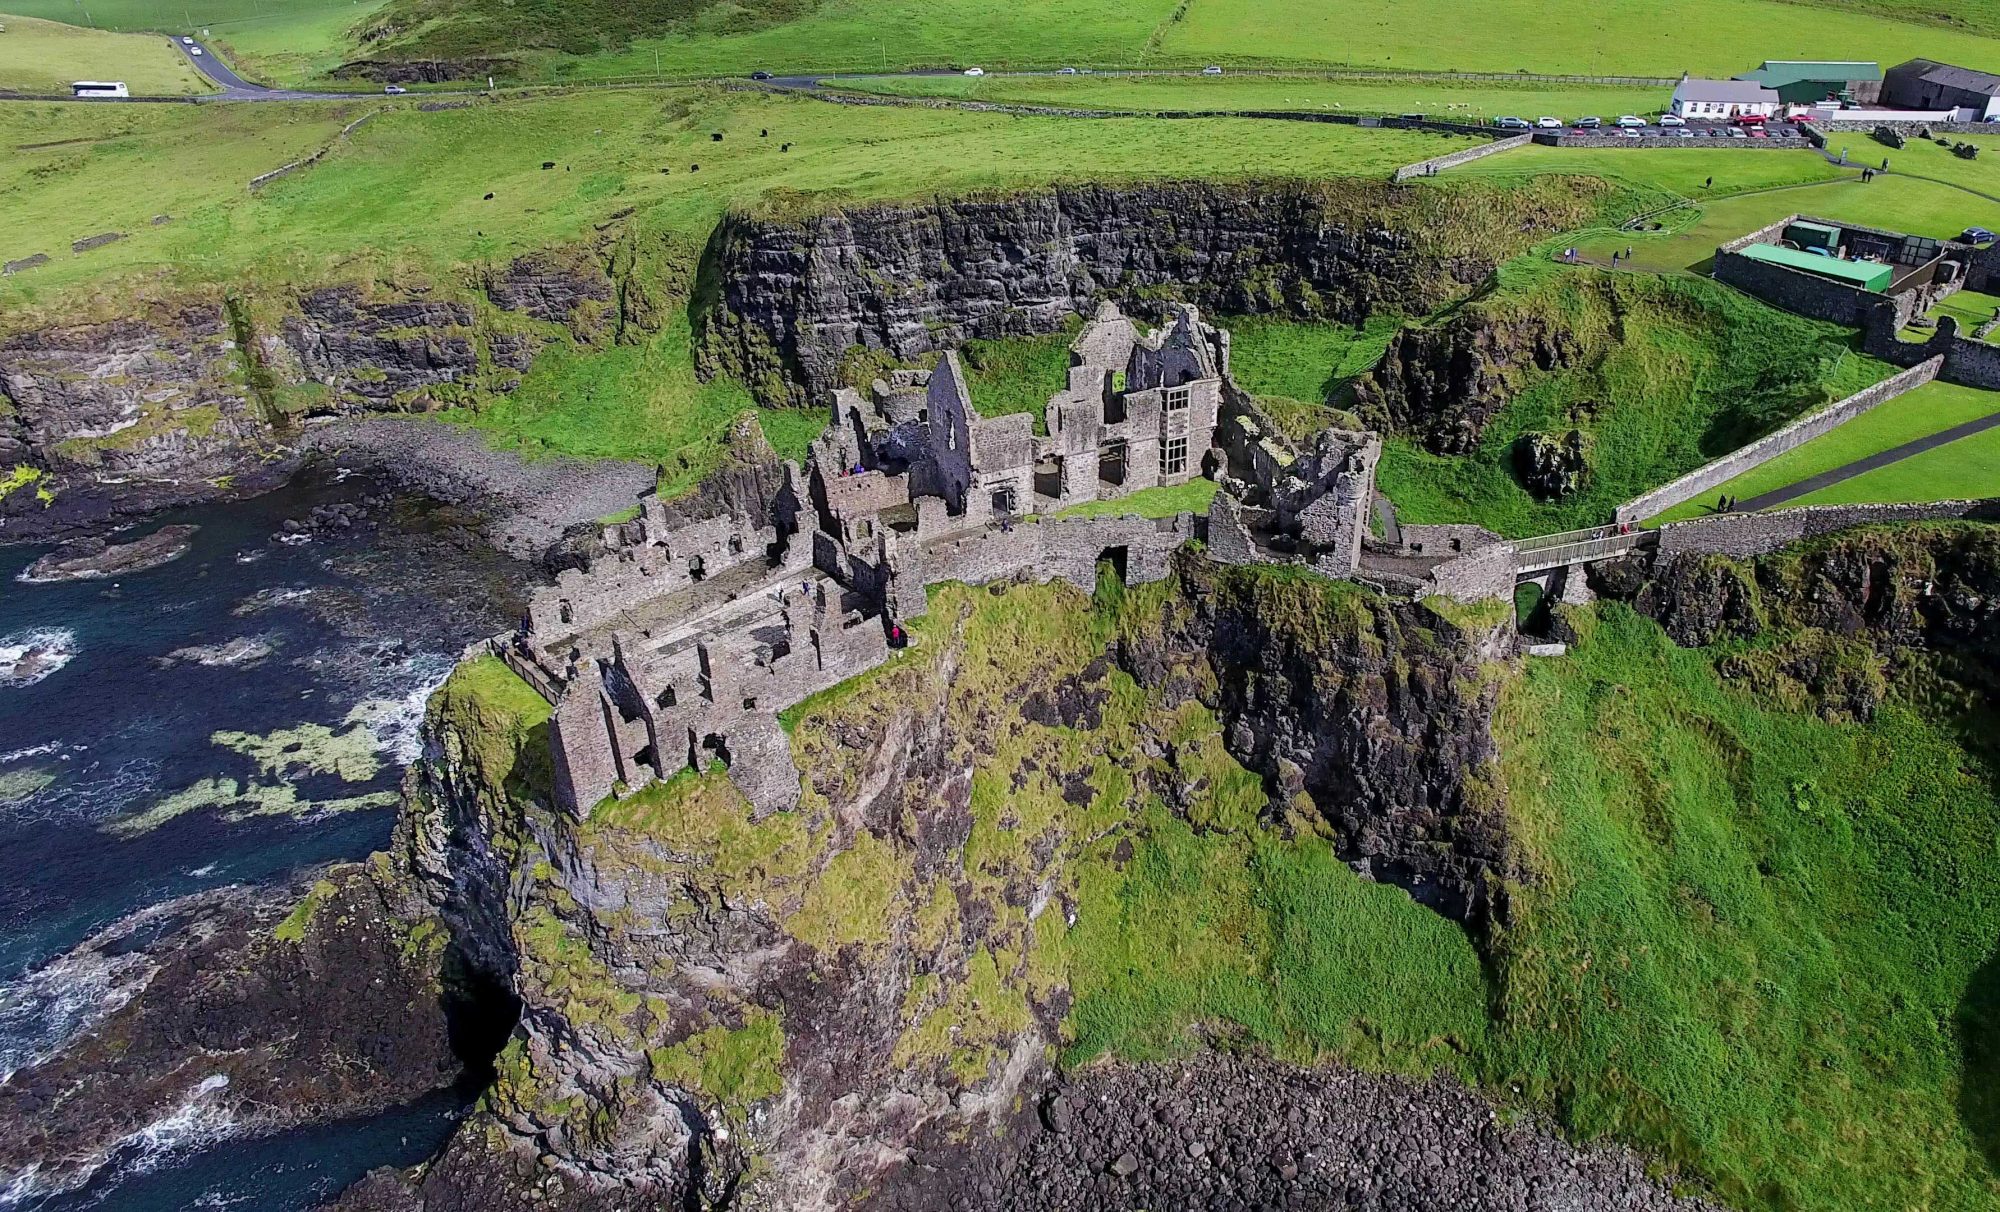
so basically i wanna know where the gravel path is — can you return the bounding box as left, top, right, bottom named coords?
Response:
left=301, top=417, right=655, bottom=559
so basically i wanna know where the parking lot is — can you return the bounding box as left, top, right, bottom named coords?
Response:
left=1503, top=116, right=1815, bottom=140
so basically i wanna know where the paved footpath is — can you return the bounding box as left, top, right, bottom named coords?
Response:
left=1735, top=408, right=2000, bottom=512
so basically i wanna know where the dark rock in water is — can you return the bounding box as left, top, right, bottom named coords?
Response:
left=1514, top=428, right=1592, bottom=499
left=20, top=524, right=199, bottom=583
left=158, top=635, right=276, bottom=668
left=0, top=866, right=470, bottom=1205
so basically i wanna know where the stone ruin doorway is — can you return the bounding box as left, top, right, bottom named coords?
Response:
left=1034, top=457, right=1063, bottom=502
left=1098, top=440, right=1127, bottom=490
left=701, top=732, right=733, bottom=770
left=1098, top=545, right=1129, bottom=585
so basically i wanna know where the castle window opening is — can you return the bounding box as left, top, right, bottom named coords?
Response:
left=1103, top=391, right=1128, bottom=425
left=558, top=599, right=574, bottom=624
left=688, top=554, right=706, bottom=582
left=1034, top=457, right=1063, bottom=500
left=1162, top=436, right=1188, bottom=476
left=1164, top=385, right=1191, bottom=413
left=1099, top=439, right=1128, bottom=488
left=991, top=486, right=1017, bottom=514
left=742, top=696, right=758, bottom=710
left=918, top=408, right=929, bottom=424
left=729, top=535, right=744, bottom=555
left=659, top=685, right=677, bottom=707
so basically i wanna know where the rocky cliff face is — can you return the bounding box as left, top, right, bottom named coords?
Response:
left=1589, top=523, right=2000, bottom=720
left=696, top=178, right=1604, bottom=407
left=309, top=557, right=1667, bottom=1212
left=0, top=249, right=622, bottom=542
left=1115, top=558, right=1517, bottom=926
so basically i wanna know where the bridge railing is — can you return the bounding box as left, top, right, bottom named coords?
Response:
left=1513, top=525, right=1651, bottom=572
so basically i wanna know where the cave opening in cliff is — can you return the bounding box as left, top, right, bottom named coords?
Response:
left=440, top=945, right=522, bottom=1090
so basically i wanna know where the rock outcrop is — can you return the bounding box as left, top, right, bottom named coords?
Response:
left=1116, top=556, right=1517, bottom=926
left=1, top=246, right=638, bottom=544
left=696, top=178, right=1603, bottom=407
left=0, top=865, right=484, bottom=1205
left=1354, top=300, right=1585, bottom=455
left=19, top=522, right=199, bottom=582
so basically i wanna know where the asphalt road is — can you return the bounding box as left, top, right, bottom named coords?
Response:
left=171, top=38, right=356, bottom=101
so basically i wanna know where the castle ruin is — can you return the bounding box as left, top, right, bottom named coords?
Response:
left=494, top=303, right=1407, bottom=820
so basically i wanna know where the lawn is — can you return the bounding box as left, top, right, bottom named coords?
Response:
left=1049, top=476, right=1217, bottom=519
left=1454, top=146, right=1998, bottom=273
left=204, top=0, right=387, bottom=86
left=1929, top=288, right=2000, bottom=339
left=1158, top=0, right=2000, bottom=78
left=1222, top=312, right=1397, bottom=439
left=0, top=12, right=214, bottom=94
left=1784, top=417, right=2000, bottom=507
left=1651, top=380, right=2000, bottom=522
left=1374, top=265, right=1891, bottom=536
left=832, top=73, right=1665, bottom=124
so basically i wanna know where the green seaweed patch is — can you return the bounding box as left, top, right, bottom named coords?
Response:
left=273, top=877, right=340, bottom=943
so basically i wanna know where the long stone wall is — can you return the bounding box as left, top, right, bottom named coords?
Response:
left=1657, top=497, right=2000, bottom=558
left=1862, top=308, right=2000, bottom=391
left=1614, top=356, right=1944, bottom=523
left=1391, top=134, right=1530, bottom=181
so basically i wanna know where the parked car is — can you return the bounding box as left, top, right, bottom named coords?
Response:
left=1788, top=113, right=1815, bottom=123
left=1575, top=115, right=1601, bottom=128
left=1731, top=112, right=1767, bottom=125
left=1619, top=129, right=1641, bottom=138
left=963, top=66, right=984, bottom=76
left=749, top=70, right=773, bottom=80
left=1493, top=115, right=1531, bottom=129
left=1202, top=64, right=1223, bottom=74
left=1658, top=114, right=1685, bottom=127
left=1615, top=115, right=1645, bottom=128
left=1057, top=66, right=1077, bottom=74
left=384, top=84, right=408, bottom=94
left=1674, top=128, right=1695, bottom=138
left=1726, top=128, right=1747, bottom=138
left=1962, top=227, right=1997, bottom=244
left=1535, top=116, right=1562, bottom=128
left=1748, top=126, right=1768, bottom=138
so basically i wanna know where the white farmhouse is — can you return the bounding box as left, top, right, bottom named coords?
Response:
left=1670, top=76, right=1781, bottom=120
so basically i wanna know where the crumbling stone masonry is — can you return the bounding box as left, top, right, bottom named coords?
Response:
left=506, top=303, right=1325, bottom=820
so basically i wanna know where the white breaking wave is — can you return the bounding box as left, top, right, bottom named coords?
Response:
left=0, top=742, right=60, bottom=765
left=0, top=628, right=78, bottom=689
left=0, top=1074, right=240, bottom=1207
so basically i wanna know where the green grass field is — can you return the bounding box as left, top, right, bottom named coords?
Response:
left=831, top=73, right=1666, bottom=123
left=0, top=89, right=1487, bottom=308
left=1157, top=0, right=2000, bottom=77
left=0, top=12, right=214, bottom=93
left=1783, top=419, right=2000, bottom=507
left=1929, top=288, right=2000, bottom=339
left=1652, top=380, right=2000, bottom=522
left=1486, top=600, right=2000, bottom=1212
left=1223, top=313, right=1396, bottom=438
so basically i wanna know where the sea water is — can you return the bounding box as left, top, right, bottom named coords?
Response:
left=0, top=468, right=530, bottom=1209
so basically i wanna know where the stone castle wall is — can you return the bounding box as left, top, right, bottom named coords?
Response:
left=1391, top=134, right=1531, bottom=181
left=1658, top=497, right=2000, bottom=559
left=1615, top=356, right=1944, bottom=523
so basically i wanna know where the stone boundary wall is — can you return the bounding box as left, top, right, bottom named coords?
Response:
left=1614, top=355, right=1944, bottom=523
left=1392, top=133, right=1530, bottom=180
left=1825, top=118, right=2000, bottom=136
left=1863, top=311, right=2000, bottom=391
left=886, top=511, right=1194, bottom=617
left=1533, top=131, right=1815, bottom=150
left=1657, top=497, right=2000, bottom=559
left=247, top=109, right=385, bottom=191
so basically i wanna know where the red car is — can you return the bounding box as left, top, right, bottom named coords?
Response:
left=1748, top=126, right=1769, bottom=138
left=1731, top=113, right=1768, bottom=125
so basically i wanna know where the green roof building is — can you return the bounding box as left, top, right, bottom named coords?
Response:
left=1740, top=243, right=1893, bottom=292
left=1734, top=60, right=1882, bottom=105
